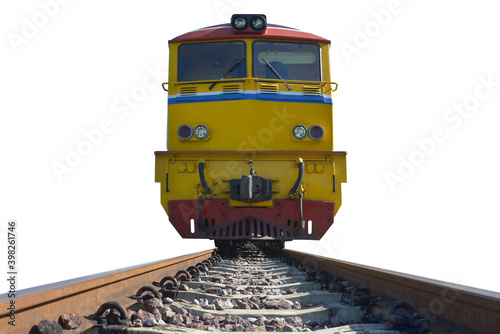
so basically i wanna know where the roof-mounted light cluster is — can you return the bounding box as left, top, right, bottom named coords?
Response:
left=231, top=14, right=267, bottom=34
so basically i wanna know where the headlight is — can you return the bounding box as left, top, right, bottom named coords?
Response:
left=178, top=125, right=193, bottom=140
left=309, top=125, right=324, bottom=140
left=231, top=15, right=248, bottom=30
left=292, top=125, right=308, bottom=140
left=250, top=15, right=266, bottom=31
left=194, top=125, right=209, bottom=139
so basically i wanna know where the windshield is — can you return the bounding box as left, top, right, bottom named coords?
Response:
left=178, top=41, right=246, bottom=82
left=252, top=41, right=321, bottom=81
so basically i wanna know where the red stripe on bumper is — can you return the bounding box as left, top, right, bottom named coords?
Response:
left=167, top=199, right=334, bottom=240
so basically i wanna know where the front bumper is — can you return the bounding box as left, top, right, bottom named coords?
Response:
left=155, top=150, right=347, bottom=240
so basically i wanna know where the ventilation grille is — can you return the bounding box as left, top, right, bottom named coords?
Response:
left=302, top=85, right=322, bottom=96
left=258, top=83, right=279, bottom=94
left=222, top=84, right=242, bottom=94
left=179, top=86, right=197, bottom=96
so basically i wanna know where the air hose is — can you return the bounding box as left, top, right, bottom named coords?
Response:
left=289, top=160, right=304, bottom=197
left=198, top=161, right=212, bottom=196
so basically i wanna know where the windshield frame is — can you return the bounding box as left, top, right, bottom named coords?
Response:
left=177, top=40, right=247, bottom=82
left=251, top=40, right=322, bottom=82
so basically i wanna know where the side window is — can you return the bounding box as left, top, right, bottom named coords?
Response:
left=178, top=41, right=246, bottom=82
left=252, top=41, right=321, bottom=81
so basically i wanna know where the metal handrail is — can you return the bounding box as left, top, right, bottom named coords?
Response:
left=162, top=77, right=338, bottom=92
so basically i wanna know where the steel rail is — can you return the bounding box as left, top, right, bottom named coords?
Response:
left=2, top=246, right=499, bottom=333
left=0, top=249, right=216, bottom=333
left=281, top=249, right=500, bottom=334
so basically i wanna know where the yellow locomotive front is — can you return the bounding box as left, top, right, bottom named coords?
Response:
left=155, top=15, right=346, bottom=246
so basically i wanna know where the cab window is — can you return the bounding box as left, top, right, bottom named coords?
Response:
left=178, top=41, right=246, bottom=82
left=252, top=41, right=321, bottom=81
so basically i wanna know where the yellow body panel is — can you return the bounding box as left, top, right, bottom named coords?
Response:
left=167, top=99, right=334, bottom=152
left=166, top=40, right=336, bottom=153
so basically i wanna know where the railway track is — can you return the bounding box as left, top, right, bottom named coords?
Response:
left=1, top=244, right=499, bottom=333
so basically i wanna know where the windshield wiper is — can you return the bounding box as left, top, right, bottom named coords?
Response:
left=209, top=56, right=246, bottom=90
left=261, top=57, right=292, bottom=90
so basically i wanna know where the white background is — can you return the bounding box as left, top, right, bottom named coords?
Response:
left=1, top=0, right=500, bottom=294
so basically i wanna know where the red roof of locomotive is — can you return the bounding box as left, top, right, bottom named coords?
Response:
left=169, top=23, right=330, bottom=44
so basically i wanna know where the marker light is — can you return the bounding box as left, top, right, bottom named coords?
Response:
left=231, top=15, right=248, bottom=31
left=194, top=125, right=209, bottom=139
left=292, top=125, right=308, bottom=140
left=178, top=125, right=193, bottom=140
left=250, top=15, right=266, bottom=31
left=309, top=125, right=324, bottom=140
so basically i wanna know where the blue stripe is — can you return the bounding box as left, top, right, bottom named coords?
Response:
left=168, top=91, right=332, bottom=105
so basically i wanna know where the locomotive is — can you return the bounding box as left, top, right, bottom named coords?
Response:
left=155, top=14, right=347, bottom=249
